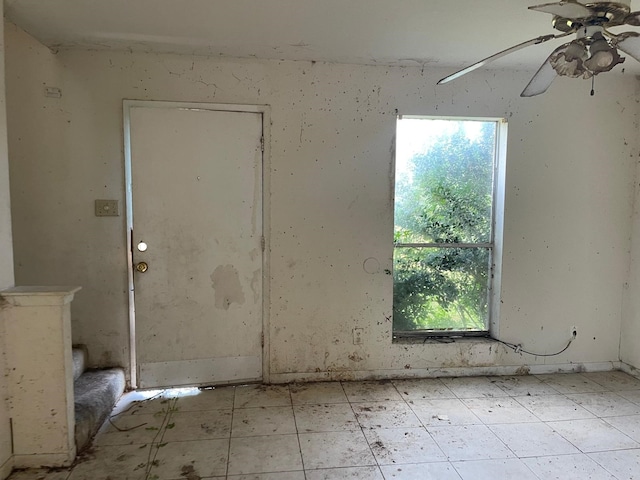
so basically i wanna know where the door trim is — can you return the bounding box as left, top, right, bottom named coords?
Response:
left=123, top=100, right=271, bottom=389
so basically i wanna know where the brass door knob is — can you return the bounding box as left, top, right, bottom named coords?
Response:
left=136, top=262, right=149, bottom=273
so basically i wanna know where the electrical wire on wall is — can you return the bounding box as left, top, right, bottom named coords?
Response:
left=494, top=329, right=577, bottom=357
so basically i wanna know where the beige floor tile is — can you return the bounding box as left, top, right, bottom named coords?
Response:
left=342, top=381, right=403, bottom=402
left=618, top=389, right=640, bottom=405
left=227, top=473, right=305, bottom=480
left=293, top=403, right=359, bottom=433
left=604, top=414, right=640, bottom=442
left=234, top=385, right=292, bottom=408
left=364, top=427, right=446, bottom=465
left=548, top=418, right=640, bottom=452
left=489, top=422, right=580, bottom=457
left=567, top=392, right=640, bottom=417
left=534, top=374, right=608, bottom=394
left=8, top=469, right=70, bottom=480
left=147, top=438, right=229, bottom=479
left=99, top=411, right=167, bottom=433
left=67, top=444, right=150, bottom=480
left=161, top=409, right=232, bottom=442
left=514, top=394, right=596, bottom=421
left=298, top=431, right=376, bottom=469
left=305, top=466, right=384, bottom=479
left=392, top=379, right=455, bottom=400
left=589, top=449, right=640, bottom=479
left=232, top=406, right=297, bottom=437
left=379, top=462, right=462, bottom=479
left=94, top=413, right=166, bottom=446
left=440, top=377, right=508, bottom=399
left=581, top=371, right=640, bottom=391
left=352, top=401, right=421, bottom=429
left=227, top=434, right=303, bottom=475
left=452, top=458, right=539, bottom=480
left=522, top=454, right=616, bottom=479
left=462, top=397, right=539, bottom=424
left=428, top=425, right=514, bottom=462
left=409, top=398, right=481, bottom=426
left=18, top=372, right=640, bottom=480
left=487, top=376, right=560, bottom=396
left=290, top=382, right=348, bottom=404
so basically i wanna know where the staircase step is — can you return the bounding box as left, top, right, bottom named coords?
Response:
left=74, top=368, right=125, bottom=452
left=72, top=345, right=88, bottom=381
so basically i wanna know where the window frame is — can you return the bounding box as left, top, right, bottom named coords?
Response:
left=392, top=115, right=507, bottom=339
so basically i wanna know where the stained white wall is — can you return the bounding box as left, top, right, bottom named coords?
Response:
left=0, top=8, right=16, bottom=480
left=4, top=23, right=66, bottom=297
left=622, top=128, right=640, bottom=371
left=5, top=23, right=639, bottom=382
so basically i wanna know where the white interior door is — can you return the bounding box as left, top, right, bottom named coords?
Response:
left=127, top=103, right=264, bottom=388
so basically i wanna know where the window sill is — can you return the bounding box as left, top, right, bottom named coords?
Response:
left=392, top=335, right=494, bottom=346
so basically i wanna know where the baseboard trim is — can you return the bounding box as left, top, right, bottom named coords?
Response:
left=0, top=455, right=13, bottom=480
left=268, top=361, right=621, bottom=384
left=13, top=452, right=74, bottom=469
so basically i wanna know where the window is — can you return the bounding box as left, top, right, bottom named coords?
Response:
left=393, top=116, right=506, bottom=337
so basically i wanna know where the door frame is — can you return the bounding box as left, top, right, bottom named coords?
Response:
left=123, top=100, right=271, bottom=389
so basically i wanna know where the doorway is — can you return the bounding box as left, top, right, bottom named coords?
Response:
left=123, top=101, right=269, bottom=389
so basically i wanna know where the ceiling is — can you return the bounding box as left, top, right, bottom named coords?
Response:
left=5, top=0, right=640, bottom=74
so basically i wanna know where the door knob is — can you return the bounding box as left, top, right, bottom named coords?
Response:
left=136, top=262, right=149, bottom=273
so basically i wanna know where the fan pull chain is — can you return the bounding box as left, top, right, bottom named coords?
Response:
left=591, top=75, right=595, bottom=96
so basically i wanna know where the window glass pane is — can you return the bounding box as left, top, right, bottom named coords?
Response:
left=393, top=247, right=490, bottom=332
left=394, top=119, right=496, bottom=245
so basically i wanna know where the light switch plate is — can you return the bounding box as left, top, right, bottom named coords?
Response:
left=95, top=199, right=119, bottom=217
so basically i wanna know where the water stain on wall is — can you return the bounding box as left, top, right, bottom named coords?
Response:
left=210, top=264, right=245, bottom=310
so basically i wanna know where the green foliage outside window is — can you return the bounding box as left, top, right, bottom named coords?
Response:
left=393, top=120, right=496, bottom=332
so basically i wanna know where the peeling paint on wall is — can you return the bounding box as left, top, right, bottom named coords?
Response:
left=210, top=264, right=245, bottom=310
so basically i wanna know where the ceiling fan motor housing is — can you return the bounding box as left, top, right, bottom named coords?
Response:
left=553, top=1, right=632, bottom=31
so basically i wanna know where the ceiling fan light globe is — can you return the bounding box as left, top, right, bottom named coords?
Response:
left=551, top=57, right=589, bottom=76
left=584, top=33, right=624, bottom=72
left=564, top=42, right=588, bottom=61
left=591, top=50, right=614, bottom=67
left=585, top=48, right=624, bottom=72
left=550, top=45, right=590, bottom=77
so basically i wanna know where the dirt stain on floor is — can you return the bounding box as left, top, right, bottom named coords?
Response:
left=181, top=464, right=201, bottom=480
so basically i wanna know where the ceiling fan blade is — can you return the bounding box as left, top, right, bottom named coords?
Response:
left=438, top=34, right=557, bottom=85
left=613, top=32, right=640, bottom=62
left=529, top=1, right=593, bottom=18
left=521, top=46, right=565, bottom=97
left=624, top=11, right=640, bottom=26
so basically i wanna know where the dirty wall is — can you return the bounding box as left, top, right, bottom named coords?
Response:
left=622, top=96, right=640, bottom=372
left=0, top=11, right=15, bottom=480
left=5, top=22, right=640, bottom=383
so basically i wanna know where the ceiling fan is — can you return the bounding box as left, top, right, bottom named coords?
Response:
left=438, top=0, right=640, bottom=96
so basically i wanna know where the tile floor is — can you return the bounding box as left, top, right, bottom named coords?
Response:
left=9, top=371, right=640, bottom=479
